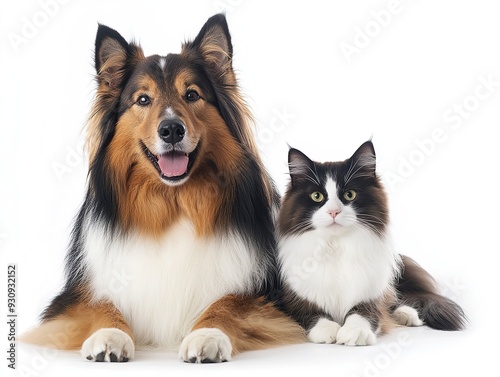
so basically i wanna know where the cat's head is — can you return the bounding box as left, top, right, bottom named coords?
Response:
left=279, top=141, right=389, bottom=238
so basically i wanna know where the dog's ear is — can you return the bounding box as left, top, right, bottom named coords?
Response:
left=94, top=24, right=144, bottom=95
left=186, top=14, right=233, bottom=76
left=183, top=14, right=260, bottom=166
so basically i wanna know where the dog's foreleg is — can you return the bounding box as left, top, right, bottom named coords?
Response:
left=178, top=294, right=305, bottom=363
left=22, top=300, right=135, bottom=362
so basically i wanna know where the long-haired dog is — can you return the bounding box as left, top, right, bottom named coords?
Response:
left=22, top=14, right=305, bottom=363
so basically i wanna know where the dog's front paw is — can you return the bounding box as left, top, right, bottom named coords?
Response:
left=81, top=328, right=134, bottom=362
left=179, top=328, right=232, bottom=363
left=308, top=318, right=341, bottom=344
left=336, top=314, right=376, bottom=346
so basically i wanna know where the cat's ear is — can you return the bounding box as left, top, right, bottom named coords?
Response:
left=288, top=148, right=317, bottom=186
left=349, top=140, right=377, bottom=178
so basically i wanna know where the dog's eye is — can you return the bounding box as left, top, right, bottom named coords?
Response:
left=136, top=95, right=151, bottom=107
left=185, top=89, right=200, bottom=102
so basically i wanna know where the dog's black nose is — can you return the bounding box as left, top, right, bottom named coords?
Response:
left=158, top=119, right=186, bottom=145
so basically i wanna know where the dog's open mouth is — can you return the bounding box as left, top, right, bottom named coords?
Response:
left=141, top=142, right=199, bottom=182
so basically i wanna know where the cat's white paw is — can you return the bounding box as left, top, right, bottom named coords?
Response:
left=336, top=314, right=376, bottom=346
left=81, top=328, right=134, bottom=362
left=179, top=328, right=232, bottom=363
left=308, top=318, right=341, bottom=344
left=393, top=305, right=424, bottom=326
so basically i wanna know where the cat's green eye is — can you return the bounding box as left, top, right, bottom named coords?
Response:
left=310, top=191, right=325, bottom=203
left=343, top=190, right=357, bottom=201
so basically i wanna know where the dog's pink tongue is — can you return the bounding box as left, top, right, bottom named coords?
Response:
left=158, top=152, right=189, bottom=177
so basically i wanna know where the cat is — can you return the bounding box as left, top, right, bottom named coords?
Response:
left=277, top=141, right=466, bottom=345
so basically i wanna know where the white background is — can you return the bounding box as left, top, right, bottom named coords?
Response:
left=1, top=0, right=499, bottom=376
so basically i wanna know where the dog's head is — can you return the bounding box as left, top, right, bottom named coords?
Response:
left=89, top=14, right=254, bottom=187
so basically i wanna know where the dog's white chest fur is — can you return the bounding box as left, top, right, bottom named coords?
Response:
left=83, top=219, right=258, bottom=349
left=279, top=228, right=400, bottom=323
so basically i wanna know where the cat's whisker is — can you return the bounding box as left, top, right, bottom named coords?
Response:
left=350, top=173, right=375, bottom=181
left=287, top=161, right=321, bottom=186
left=285, top=220, right=313, bottom=235
left=345, top=165, right=368, bottom=185
left=356, top=215, right=384, bottom=226
left=304, top=176, right=320, bottom=186
left=343, top=159, right=357, bottom=184
left=355, top=220, right=384, bottom=236
left=356, top=214, right=386, bottom=224
left=344, top=160, right=362, bottom=185
left=344, top=154, right=376, bottom=185
left=305, top=165, right=321, bottom=186
left=358, top=221, right=386, bottom=231
left=338, top=213, right=384, bottom=235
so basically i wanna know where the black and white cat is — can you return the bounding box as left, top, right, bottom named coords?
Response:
left=278, top=141, right=465, bottom=346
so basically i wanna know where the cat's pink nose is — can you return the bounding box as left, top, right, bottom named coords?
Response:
left=327, top=209, right=341, bottom=219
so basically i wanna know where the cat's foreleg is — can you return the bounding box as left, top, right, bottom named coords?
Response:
left=307, top=317, right=341, bottom=344
left=336, top=302, right=379, bottom=346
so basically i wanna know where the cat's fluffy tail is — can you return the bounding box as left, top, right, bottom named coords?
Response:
left=396, top=255, right=467, bottom=331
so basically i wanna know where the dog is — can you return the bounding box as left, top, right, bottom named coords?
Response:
left=21, top=14, right=305, bottom=363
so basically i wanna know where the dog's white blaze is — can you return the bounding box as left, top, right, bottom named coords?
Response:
left=158, top=57, right=167, bottom=71
left=83, top=219, right=259, bottom=350
left=164, top=106, right=176, bottom=118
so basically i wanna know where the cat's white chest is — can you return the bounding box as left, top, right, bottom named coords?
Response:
left=83, top=219, right=258, bottom=349
left=279, top=228, right=400, bottom=323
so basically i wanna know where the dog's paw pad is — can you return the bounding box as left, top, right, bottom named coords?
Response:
left=81, top=328, right=134, bottom=362
left=179, top=328, right=232, bottom=363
